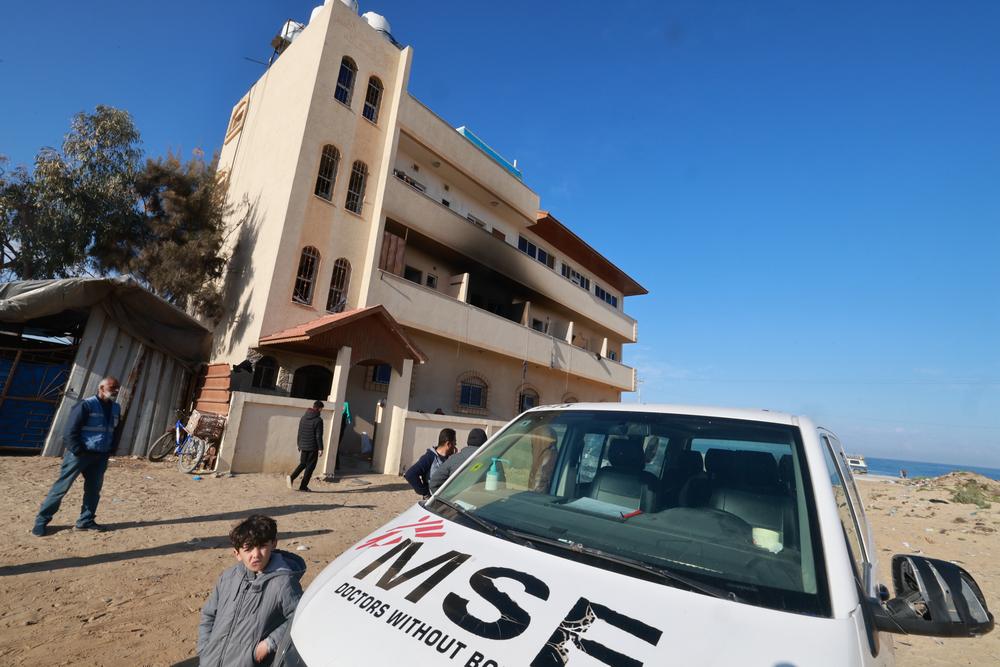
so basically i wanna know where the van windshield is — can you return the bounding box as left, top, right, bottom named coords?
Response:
left=433, top=410, right=830, bottom=616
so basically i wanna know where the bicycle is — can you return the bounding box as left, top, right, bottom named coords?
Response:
left=147, top=411, right=207, bottom=473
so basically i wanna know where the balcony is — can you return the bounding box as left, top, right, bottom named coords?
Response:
left=383, top=176, right=637, bottom=342
left=398, top=95, right=539, bottom=219
left=372, top=270, right=635, bottom=391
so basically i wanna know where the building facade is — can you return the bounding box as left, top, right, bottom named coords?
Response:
left=211, top=0, right=646, bottom=477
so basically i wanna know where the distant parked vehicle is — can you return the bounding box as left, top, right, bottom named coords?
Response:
left=276, top=404, right=993, bottom=666
left=846, top=453, right=869, bottom=474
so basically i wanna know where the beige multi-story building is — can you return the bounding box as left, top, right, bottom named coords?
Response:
left=209, top=0, right=646, bottom=478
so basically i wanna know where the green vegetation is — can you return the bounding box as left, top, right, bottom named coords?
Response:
left=950, top=479, right=1000, bottom=509
left=0, top=106, right=229, bottom=319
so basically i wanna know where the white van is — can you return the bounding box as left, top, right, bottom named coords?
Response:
left=276, top=404, right=993, bottom=666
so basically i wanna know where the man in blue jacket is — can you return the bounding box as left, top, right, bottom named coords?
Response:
left=32, top=377, right=121, bottom=536
left=403, top=428, right=456, bottom=499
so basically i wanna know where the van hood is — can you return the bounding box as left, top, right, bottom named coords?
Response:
left=291, top=506, right=872, bottom=666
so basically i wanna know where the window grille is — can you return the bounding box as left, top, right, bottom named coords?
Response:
left=372, top=364, right=392, bottom=384
left=292, top=246, right=320, bottom=304
left=363, top=77, right=383, bottom=122
left=335, top=57, right=357, bottom=105
left=314, top=145, right=340, bottom=200
left=326, top=258, right=351, bottom=312
left=345, top=161, right=368, bottom=213
left=518, top=388, right=539, bottom=412
left=457, top=372, right=488, bottom=412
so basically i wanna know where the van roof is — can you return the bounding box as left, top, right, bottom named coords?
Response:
left=526, top=403, right=800, bottom=427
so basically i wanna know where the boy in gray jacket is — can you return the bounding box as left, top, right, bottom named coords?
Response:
left=198, top=515, right=305, bottom=666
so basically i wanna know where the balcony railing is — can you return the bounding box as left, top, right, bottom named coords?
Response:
left=383, top=176, right=637, bottom=342
left=372, top=270, right=635, bottom=391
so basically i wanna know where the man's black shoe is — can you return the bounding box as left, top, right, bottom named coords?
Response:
left=298, top=487, right=312, bottom=492
left=74, top=522, right=109, bottom=532
left=30, top=524, right=47, bottom=537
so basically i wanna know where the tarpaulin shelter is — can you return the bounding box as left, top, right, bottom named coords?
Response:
left=0, top=276, right=211, bottom=455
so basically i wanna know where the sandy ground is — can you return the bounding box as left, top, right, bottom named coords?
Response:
left=0, top=456, right=416, bottom=666
left=1, top=457, right=998, bottom=666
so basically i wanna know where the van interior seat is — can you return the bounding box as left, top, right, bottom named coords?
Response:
left=588, top=435, right=656, bottom=510
left=679, top=448, right=735, bottom=508
left=778, top=454, right=796, bottom=493
left=707, top=451, right=797, bottom=547
left=658, top=449, right=704, bottom=510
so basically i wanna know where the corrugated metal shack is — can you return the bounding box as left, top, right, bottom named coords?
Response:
left=0, top=277, right=211, bottom=457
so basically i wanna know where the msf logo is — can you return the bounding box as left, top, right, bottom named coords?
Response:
left=356, top=515, right=446, bottom=549
left=354, top=537, right=662, bottom=666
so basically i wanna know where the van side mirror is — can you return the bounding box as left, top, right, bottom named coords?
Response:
left=870, top=555, right=994, bottom=637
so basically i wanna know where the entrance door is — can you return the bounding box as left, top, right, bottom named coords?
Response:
left=290, top=365, right=333, bottom=400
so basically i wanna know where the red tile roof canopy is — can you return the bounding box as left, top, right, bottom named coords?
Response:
left=530, top=211, right=648, bottom=297
left=258, top=305, right=427, bottom=372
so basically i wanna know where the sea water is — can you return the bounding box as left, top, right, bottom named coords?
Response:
left=864, top=456, right=1000, bottom=481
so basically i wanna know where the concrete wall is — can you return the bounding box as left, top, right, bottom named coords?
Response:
left=405, top=330, right=620, bottom=422
left=398, top=411, right=507, bottom=474
left=219, top=392, right=337, bottom=474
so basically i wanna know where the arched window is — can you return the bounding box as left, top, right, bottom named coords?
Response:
left=335, top=57, right=357, bottom=106
left=345, top=161, right=368, bottom=213
left=456, top=371, right=488, bottom=414
left=517, top=385, right=540, bottom=412
left=314, top=145, right=340, bottom=200
left=561, top=394, right=578, bottom=404
left=251, top=356, right=277, bottom=390
left=326, top=258, right=351, bottom=312
left=363, top=76, right=384, bottom=123
left=292, top=246, right=320, bottom=304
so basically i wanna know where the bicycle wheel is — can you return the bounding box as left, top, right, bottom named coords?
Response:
left=148, top=431, right=176, bottom=462
left=178, top=436, right=206, bottom=474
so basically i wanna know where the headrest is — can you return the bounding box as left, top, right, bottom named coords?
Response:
left=607, top=435, right=644, bottom=471
left=738, top=451, right=779, bottom=487
left=705, top=449, right=738, bottom=482
left=678, top=449, right=704, bottom=476
left=777, top=454, right=795, bottom=488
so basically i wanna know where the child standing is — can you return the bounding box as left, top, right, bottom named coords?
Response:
left=198, top=515, right=305, bottom=666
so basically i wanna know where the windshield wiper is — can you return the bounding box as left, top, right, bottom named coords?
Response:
left=429, top=497, right=535, bottom=548
left=508, top=530, right=743, bottom=603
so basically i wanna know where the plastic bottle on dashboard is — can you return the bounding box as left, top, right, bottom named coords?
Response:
left=485, top=457, right=508, bottom=491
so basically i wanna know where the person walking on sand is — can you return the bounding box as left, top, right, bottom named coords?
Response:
left=287, top=401, right=324, bottom=492
left=31, top=377, right=122, bottom=536
left=198, top=514, right=305, bottom=667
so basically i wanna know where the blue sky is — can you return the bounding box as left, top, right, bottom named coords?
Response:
left=2, top=1, right=998, bottom=467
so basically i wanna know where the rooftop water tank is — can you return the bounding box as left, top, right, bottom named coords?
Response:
left=362, top=12, right=393, bottom=38
left=309, top=5, right=324, bottom=23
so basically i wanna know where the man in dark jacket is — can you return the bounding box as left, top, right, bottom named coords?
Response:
left=429, top=427, right=487, bottom=493
left=32, top=377, right=121, bottom=536
left=403, top=428, right=456, bottom=499
left=198, top=514, right=305, bottom=666
left=287, top=401, right=324, bottom=492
